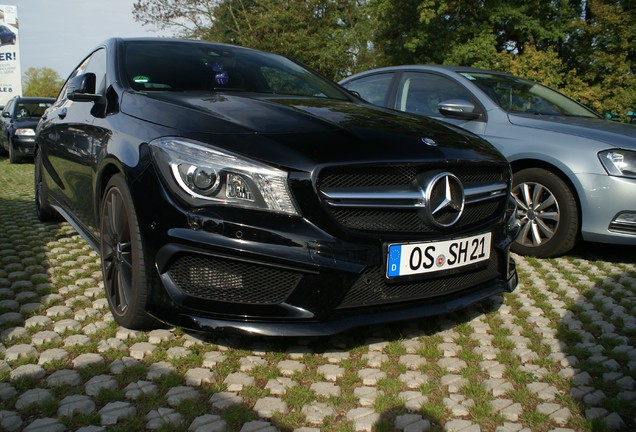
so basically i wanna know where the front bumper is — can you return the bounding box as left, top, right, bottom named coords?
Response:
left=153, top=269, right=517, bottom=336
left=12, top=136, right=36, bottom=156
left=134, top=166, right=519, bottom=336
left=576, top=173, right=636, bottom=244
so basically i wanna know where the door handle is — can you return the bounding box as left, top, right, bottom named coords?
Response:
left=58, top=108, right=67, bottom=119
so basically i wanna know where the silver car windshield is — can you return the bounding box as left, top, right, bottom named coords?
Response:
left=460, top=72, right=599, bottom=118
left=123, top=40, right=349, bottom=100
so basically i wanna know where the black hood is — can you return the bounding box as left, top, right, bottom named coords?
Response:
left=121, top=91, right=507, bottom=170
left=11, top=118, right=40, bottom=130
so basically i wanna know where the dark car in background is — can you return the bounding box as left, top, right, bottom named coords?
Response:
left=0, top=24, right=16, bottom=45
left=340, top=66, right=636, bottom=257
left=0, top=96, right=54, bottom=163
left=35, top=38, right=519, bottom=336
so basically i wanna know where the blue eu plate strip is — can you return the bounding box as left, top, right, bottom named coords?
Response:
left=387, top=245, right=401, bottom=277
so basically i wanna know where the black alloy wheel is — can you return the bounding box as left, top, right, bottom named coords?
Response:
left=100, top=174, right=156, bottom=329
left=511, top=167, right=579, bottom=258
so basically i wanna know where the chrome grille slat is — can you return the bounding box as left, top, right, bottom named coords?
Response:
left=317, top=164, right=508, bottom=233
left=321, top=181, right=508, bottom=208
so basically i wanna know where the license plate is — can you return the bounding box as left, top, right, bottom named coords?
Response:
left=386, top=232, right=491, bottom=278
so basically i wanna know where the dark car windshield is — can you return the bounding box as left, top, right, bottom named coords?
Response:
left=14, top=101, right=53, bottom=119
left=123, top=40, right=349, bottom=100
left=459, top=72, right=599, bottom=118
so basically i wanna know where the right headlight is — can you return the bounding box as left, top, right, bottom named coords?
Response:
left=598, top=149, right=636, bottom=179
left=150, top=137, right=299, bottom=215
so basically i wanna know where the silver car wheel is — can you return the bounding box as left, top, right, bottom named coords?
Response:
left=512, top=181, right=560, bottom=247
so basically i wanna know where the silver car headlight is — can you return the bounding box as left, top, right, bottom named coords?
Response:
left=150, top=138, right=299, bottom=215
left=15, top=128, right=35, bottom=137
left=599, top=149, right=636, bottom=179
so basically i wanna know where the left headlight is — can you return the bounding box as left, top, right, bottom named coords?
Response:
left=599, top=149, right=636, bottom=179
left=150, top=137, right=299, bottom=215
left=15, top=128, right=35, bottom=137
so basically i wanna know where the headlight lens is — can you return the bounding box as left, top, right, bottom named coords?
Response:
left=15, top=128, right=35, bottom=137
left=150, top=138, right=299, bottom=215
left=599, top=149, right=636, bottom=179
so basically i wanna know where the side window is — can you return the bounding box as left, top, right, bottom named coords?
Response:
left=2, top=99, right=14, bottom=117
left=342, top=73, right=394, bottom=106
left=395, top=72, right=474, bottom=116
left=58, top=48, right=107, bottom=102
left=83, top=49, right=107, bottom=95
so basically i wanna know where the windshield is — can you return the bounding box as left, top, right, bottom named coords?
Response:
left=459, top=72, right=599, bottom=118
left=14, top=101, right=52, bottom=119
left=123, top=40, right=349, bottom=100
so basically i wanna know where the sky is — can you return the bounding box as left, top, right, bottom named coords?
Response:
left=13, top=0, right=172, bottom=78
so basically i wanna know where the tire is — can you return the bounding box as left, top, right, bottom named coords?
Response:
left=511, top=168, right=578, bottom=257
left=100, top=174, right=157, bottom=329
left=8, top=141, right=19, bottom=163
left=34, top=149, right=61, bottom=222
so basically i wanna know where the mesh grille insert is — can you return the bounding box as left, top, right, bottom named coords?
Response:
left=166, top=255, right=302, bottom=304
left=338, top=257, right=500, bottom=309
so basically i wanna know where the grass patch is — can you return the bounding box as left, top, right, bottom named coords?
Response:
left=282, top=384, right=316, bottom=410
left=222, top=404, right=259, bottom=430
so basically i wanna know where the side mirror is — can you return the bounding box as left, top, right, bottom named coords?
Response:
left=437, top=99, right=482, bottom=120
left=2, top=111, right=10, bottom=118
left=66, top=73, right=102, bottom=103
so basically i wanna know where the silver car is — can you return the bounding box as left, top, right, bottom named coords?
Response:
left=340, top=65, right=636, bottom=257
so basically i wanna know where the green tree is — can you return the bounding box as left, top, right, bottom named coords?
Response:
left=564, top=0, right=636, bottom=117
left=132, top=0, right=635, bottom=116
left=369, top=0, right=577, bottom=66
left=22, top=67, right=64, bottom=98
left=132, top=0, right=216, bottom=39
left=133, top=0, right=377, bottom=80
left=369, top=0, right=634, bottom=117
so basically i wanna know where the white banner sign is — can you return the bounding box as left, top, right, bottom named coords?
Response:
left=0, top=4, right=20, bottom=106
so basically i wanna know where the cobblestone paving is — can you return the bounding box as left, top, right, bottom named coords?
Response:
left=1, top=160, right=635, bottom=432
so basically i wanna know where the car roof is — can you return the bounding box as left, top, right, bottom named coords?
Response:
left=342, top=65, right=516, bottom=81
left=11, top=96, right=55, bottom=102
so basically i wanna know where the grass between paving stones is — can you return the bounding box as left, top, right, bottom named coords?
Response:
left=2, top=159, right=636, bottom=431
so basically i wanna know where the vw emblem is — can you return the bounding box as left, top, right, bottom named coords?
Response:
left=421, top=171, right=465, bottom=228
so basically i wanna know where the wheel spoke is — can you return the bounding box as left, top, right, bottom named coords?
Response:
left=103, top=254, right=116, bottom=285
left=535, top=217, right=556, bottom=238
left=514, top=193, right=529, bottom=211
left=110, top=193, right=123, bottom=238
left=530, top=221, right=543, bottom=245
left=518, top=219, right=532, bottom=246
left=117, top=269, right=129, bottom=312
left=537, top=211, right=559, bottom=222
left=520, top=183, right=533, bottom=208
left=120, top=244, right=133, bottom=270
left=531, top=184, right=545, bottom=209
left=536, top=194, right=556, bottom=212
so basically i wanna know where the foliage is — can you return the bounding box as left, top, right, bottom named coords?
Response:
left=133, top=0, right=377, bottom=80
left=564, top=0, right=636, bottom=118
left=22, top=67, right=64, bottom=98
left=130, top=0, right=635, bottom=117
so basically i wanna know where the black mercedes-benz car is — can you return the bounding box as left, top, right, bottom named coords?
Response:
left=35, top=38, right=519, bottom=336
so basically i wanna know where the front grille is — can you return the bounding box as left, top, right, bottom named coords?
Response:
left=318, top=164, right=507, bottom=234
left=330, top=200, right=501, bottom=233
left=337, top=256, right=500, bottom=309
left=320, top=165, right=503, bottom=189
left=166, top=255, right=302, bottom=304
